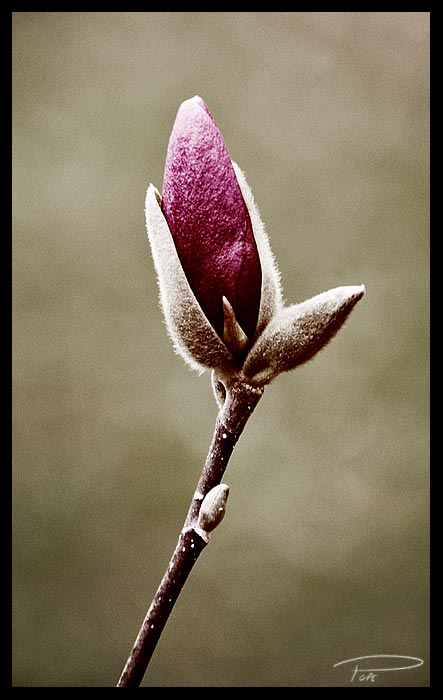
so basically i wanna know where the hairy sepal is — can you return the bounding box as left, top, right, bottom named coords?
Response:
left=145, top=184, right=239, bottom=376
left=233, top=162, right=283, bottom=340
left=243, top=285, right=365, bottom=384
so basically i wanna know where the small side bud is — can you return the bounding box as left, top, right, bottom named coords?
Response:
left=211, top=371, right=227, bottom=410
left=197, top=484, right=230, bottom=534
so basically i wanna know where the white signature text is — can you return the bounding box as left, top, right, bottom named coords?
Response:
left=333, top=655, right=424, bottom=683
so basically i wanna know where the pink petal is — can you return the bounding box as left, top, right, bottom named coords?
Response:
left=161, top=96, right=262, bottom=342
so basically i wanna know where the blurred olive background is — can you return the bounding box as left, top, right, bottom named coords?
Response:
left=12, top=12, right=429, bottom=687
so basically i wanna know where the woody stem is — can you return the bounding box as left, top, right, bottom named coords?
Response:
left=116, top=379, right=264, bottom=688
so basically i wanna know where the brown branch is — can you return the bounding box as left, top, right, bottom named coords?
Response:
left=116, top=379, right=264, bottom=687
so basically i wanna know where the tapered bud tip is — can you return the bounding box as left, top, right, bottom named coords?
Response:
left=197, top=484, right=230, bottom=534
left=349, top=284, right=366, bottom=299
left=168, top=96, right=210, bottom=142
left=342, top=283, right=366, bottom=310
left=321, top=284, right=366, bottom=310
left=175, top=95, right=209, bottom=118
left=161, top=97, right=262, bottom=343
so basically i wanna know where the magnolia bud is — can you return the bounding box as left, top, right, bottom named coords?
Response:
left=162, top=96, right=262, bottom=343
left=145, top=96, right=365, bottom=388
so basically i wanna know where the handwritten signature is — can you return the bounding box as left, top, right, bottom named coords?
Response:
left=333, top=655, right=424, bottom=683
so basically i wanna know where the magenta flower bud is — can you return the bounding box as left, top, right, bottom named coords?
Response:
left=145, top=96, right=364, bottom=385
left=161, top=96, right=262, bottom=342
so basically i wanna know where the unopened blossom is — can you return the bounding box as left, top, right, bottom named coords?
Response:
left=161, top=96, right=262, bottom=344
left=145, top=96, right=365, bottom=387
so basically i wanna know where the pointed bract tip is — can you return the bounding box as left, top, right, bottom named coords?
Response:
left=350, top=284, right=366, bottom=298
